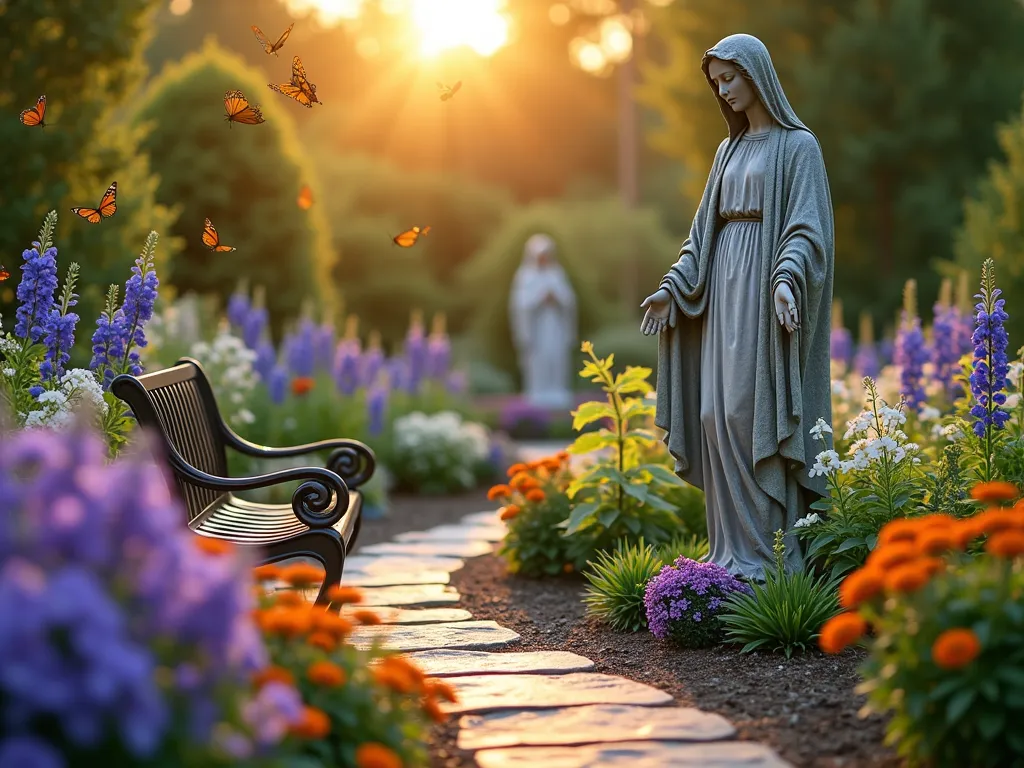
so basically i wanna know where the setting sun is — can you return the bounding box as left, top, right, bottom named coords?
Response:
left=409, top=0, right=510, bottom=57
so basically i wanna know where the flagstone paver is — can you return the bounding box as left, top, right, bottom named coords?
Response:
left=357, top=539, right=495, bottom=559
left=345, top=554, right=465, bottom=574
left=395, top=524, right=506, bottom=544
left=461, top=510, right=505, bottom=526
left=440, top=672, right=674, bottom=715
left=343, top=569, right=452, bottom=587
left=343, top=606, right=472, bottom=624
left=401, top=649, right=595, bottom=678
left=473, top=741, right=792, bottom=768
left=457, top=704, right=736, bottom=750
left=349, top=621, right=520, bottom=652
left=357, top=583, right=461, bottom=607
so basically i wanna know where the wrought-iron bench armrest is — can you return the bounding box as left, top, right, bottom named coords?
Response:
left=219, top=426, right=376, bottom=490
left=164, top=449, right=350, bottom=530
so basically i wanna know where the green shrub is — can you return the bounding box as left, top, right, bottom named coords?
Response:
left=497, top=460, right=575, bottom=577
left=583, top=539, right=664, bottom=632
left=720, top=530, right=842, bottom=659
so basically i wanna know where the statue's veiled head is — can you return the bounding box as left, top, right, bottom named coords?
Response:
left=706, top=58, right=759, bottom=115
left=523, top=233, right=556, bottom=269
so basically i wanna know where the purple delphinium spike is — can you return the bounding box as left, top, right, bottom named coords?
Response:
left=14, top=245, right=59, bottom=344
left=404, top=320, right=427, bottom=394
left=830, top=326, right=852, bottom=370
left=427, top=332, right=451, bottom=380
left=117, top=233, right=160, bottom=377
left=90, top=285, right=127, bottom=390
left=242, top=306, right=267, bottom=351
left=267, top=364, right=288, bottom=405
left=853, top=342, right=880, bottom=378
left=284, top=319, right=316, bottom=378
left=333, top=339, right=361, bottom=397
left=894, top=282, right=928, bottom=411
left=314, top=322, right=335, bottom=373
left=39, top=263, right=81, bottom=384
left=253, top=337, right=276, bottom=383
left=226, top=291, right=249, bottom=330
left=366, top=378, right=389, bottom=437
left=930, top=301, right=961, bottom=393
left=878, top=338, right=894, bottom=367
left=360, top=343, right=384, bottom=389
left=968, top=259, right=1011, bottom=443
left=445, top=370, right=467, bottom=395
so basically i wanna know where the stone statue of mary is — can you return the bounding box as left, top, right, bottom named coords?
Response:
left=640, top=34, right=835, bottom=581
left=509, top=233, right=577, bottom=409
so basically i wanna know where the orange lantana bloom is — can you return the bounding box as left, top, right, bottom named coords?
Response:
left=932, top=628, right=982, bottom=669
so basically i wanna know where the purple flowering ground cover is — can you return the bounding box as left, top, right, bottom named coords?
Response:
left=425, top=553, right=902, bottom=768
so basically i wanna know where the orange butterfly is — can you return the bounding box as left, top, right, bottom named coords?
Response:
left=437, top=81, right=462, bottom=101
left=268, top=56, right=320, bottom=108
left=0, top=265, right=10, bottom=282
left=224, top=90, right=265, bottom=127
left=19, top=95, right=46, bottom=127
left=297, top=185, right=313, bottom=210
left=393, top=225, right=431, bottom=248
left=202, top=218, right=236, bottom=252
left=71, top=181, right=117, bottom=224
left=252, top=22, right=294, bottom=56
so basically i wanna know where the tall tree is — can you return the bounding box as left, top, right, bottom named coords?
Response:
left=0, top=0, right=178, bottom=328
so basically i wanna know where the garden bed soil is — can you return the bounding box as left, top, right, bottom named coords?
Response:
left=353, top=488, right=493, bottom=551
left=428, top=553, right=902, bottom=768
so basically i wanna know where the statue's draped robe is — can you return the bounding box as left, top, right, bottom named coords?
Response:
left=655, top=34, right=835, bottom=579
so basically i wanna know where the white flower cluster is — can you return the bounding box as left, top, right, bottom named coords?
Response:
left=22, top=368, right=107, bottom=430
left=794, top=512, right=822, bottom=528
left=393, top=411, right=492, bottom=489
left=809, top=399, right=921, bottom=479
left=189, top=329, right=258, bottom=426
left=148, top=293, right=203, bottom=352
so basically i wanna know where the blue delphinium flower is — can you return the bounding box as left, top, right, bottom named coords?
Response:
left=284, top=319, right=316, bottom=378
left=853, top=342, right=880, bottom=378
left=253, top=337, right=276, bottom=383
left=267, top=364, right=288, bottom=405
left=314, top=322, right=335, bottom=373
left=360, top=339, right=385, bottom=389
left=968, top=260, right=1011, bottom=463
left=90, top=286, right=127, bottom=390
left=427, top=330, right=451, bottom=380
left=894, top=281, right=928, bottom=411
left=14, top=245, right=58, bottom=344
left=930, top=301, right=961, bottom=394
left=404, top=318, right=427, bottom=393
left=39, top=264, right=81, bottom=384
left=878, top=338, right=894, bottom=367
left=830, top=325, right=852, bottom=370
left=367, top=379, right=388, bottom=437
left=117, top=233, right=160, bottom=377
left=333, top=339, right=361, bottom=397
left=242, top=305, right=267, bottom=351
left=226, top=291, right=250, bottom=330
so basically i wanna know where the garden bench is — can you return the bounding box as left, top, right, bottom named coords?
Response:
left=111, top=358, right=375, bottom=604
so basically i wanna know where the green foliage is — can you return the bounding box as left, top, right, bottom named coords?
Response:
left=498, top=486, right=575, bottom=578
left=582, top=539, right=664, bottom=632
left=855, top=552, right=1024, bottom=767
left=720, top=531, right=842, bottom=659
left=561, top=342, right=688, bottom=560
left=927, top=443, right=976, bottom=519
left=798, top=377, right=926, bottom=579
left=132, top=40, right=338, bottom=327
left=0, top=0, right=179, bottom=330
left=656, top=533, right=710, bottom=567
left=459, top=199, right=679, bottom=380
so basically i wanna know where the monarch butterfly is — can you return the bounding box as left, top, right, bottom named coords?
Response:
left=202, top=218, right=236, bottom=252
left=437, top=81, right=462, bottom=102
left=0, top=265, right=9, bottom=282
left=70, top=181, right=117, bottom=224
left=19, top=95, right=46, bottom=127
left=297, top=185, right=313, bottom=210
left=252, top=22, right=294, bottom=56
left=268, top=56, right=320, bottom=108
left=392, top=225, right=431, bottom=248
left=224, top=90, right=265, bottom=127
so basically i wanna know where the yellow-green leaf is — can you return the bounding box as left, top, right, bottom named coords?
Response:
left=571, top=400, right=616, bottom=430
left=567, top=429, right=617, bottom=455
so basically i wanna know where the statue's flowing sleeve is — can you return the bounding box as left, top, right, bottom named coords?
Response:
left=659, top=138, right=729, bottom=326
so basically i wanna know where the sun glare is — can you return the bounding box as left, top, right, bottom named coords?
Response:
left=409, top=0, right=510, bottom=57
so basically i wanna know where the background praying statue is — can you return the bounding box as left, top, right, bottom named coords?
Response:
left=640, top=33, right=835, bottom=583
left=509, top=233, right=578, bottom=410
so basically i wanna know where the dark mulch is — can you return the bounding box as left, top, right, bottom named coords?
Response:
left=427, top=553, right=903, bottom=768
left=352, top=488, right=493, bottom=551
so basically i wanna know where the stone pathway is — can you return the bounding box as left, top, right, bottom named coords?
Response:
left=339, top=508, right=793, bottom=767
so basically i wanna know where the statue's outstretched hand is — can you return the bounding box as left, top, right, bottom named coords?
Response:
left=640, top=288, right=671, bottom=336
left=774, top=282, right=800, bottom=333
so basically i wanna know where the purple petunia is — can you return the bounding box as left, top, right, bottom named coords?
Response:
left=14, top=245, right=58, bottom=343
left=644, top=557, right=751, bottom=647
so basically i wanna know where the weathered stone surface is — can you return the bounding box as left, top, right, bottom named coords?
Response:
left=473, top=741, right=792, bottom=768
left=457, top=704, right=736, bottom=750
left=358, top=540, right=495, bottom=559
left=462, top=510, right=504, bottom=526
left=343, top=606, right=472, bottom=624
left=358, top=583, right=461, bottom=607
left=350, top=621, right=520, bottom=652
left=345, top=555, right=465, bottom=574
left=343, top=569, right=451, bottom=587
left=442, top=673, right=673, bottom=715
left=401, top=650, right=595, bottom=678
left=395, top=524, right=506, bottom=544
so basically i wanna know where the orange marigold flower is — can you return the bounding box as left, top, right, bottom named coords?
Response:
left=326, top=585, right=364, bottom=605
left=506, top=463, right=529, bottom=478
left=877, top=519, right=920, bottom=547
left=526, top=460, right=543, bottom=471
left=985, top=529, right=1024, bottom=558
left=422, top=698, right=447, bottom=724
left=307, top=661, right=347, bottom=687
left=312, top=612, right=354, bottom=639
left=352, top=609, right=382, bottom=626
left=509, top=472, right=533, bottom=490
left=918, top=556, right=946, bottom=577
left=819, top=612, right=868, bottom=654
left=883, top=562, right=931, bottom=594
left=916, top=528, right=959, bottom=557
left=563, top=563, right=574, bottom=574
left=291, top=377, right=315, bottom=397
left=355, top=742, right=403, bottom=768
left=487, top=484, right=512, bottom=501
left=866, top=541, right=919, bottom=570
left=280, top=563, right=323, bottom=588
left=379, top=655, right=426, bottom=683
left=975, top=508, right=1024, bottom=535
left=372, top=666, right=416, bottom=695
left=932, top=628, right=982, bottom=670
left=525, top=488, right=546, bottom=504
left=260, top=606, right=314, bottom=638
left=424, top=679, right=458, bottom=703
left=289, top=706, right=331, bottom=739
left=194, top=536, right=233, bottom=557
left=839, top=568, right=884, bottom=609
left=499, top=505, right=521, bottom=521
left=953, top=518, right=985, bottom=549
left=307, top=631, right=337, bottom=652
left=252, top=665, right=295, bottom=689
left=273, top=590, right=305, bottom=607
left=253, top=564, right=282, bottom=582
left=970, top=480, right=1019, bottom=503
left=541, top=458, right=562, bottom=472
left=556, top=450, right=570, bottom=462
